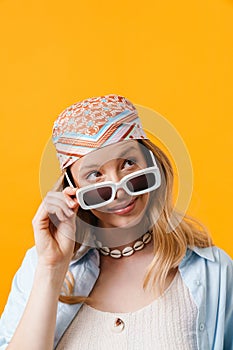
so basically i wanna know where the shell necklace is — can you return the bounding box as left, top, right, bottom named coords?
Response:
left=94, top=231, right=152, bottom=259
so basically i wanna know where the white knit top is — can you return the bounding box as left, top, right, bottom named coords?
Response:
left=56, top=271, right=198, bottom=350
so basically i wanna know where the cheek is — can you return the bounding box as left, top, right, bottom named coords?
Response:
left=90, top=209, right=105, bottom=220
left=137, top=193, right=150, bottom=215
left=140, top=193, right=149, bottom=205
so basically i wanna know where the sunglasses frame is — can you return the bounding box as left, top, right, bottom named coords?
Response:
left=64, top=150, right=161, bottom=210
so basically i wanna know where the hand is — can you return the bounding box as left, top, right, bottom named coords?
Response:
left=32, top=187, right=79, bottom=270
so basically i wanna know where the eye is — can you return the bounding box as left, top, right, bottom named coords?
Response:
left=86, top=170, right=102, bottom=181
left=123, top=158, right=137, bottom=169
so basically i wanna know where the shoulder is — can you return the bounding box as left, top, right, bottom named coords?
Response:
left=8, top=246, right=38, bottom=296
left=19, top=245, right=38, bottom=273
left=181, top=245, right=232, bottom=265
left=193, top=245, right=232, bottom=267
left=180, top=245, right=233, bottom=285
left=210, top=246, right=233, bottom=280
left=211, top=245, right=233, bottom=264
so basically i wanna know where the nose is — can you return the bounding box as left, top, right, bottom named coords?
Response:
left=115, top=187, right=129, bottom=200
left=107, top=171, right=121, bottom=184
left=107, top=171, right=129, bottom=200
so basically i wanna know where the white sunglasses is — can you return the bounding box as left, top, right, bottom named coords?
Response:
left=64, top=150, right=161, bottom=210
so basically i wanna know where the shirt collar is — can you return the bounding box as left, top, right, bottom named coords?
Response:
left=187, top=245, right=215, bottom=262
left=70, top=244, right=93, bottom=265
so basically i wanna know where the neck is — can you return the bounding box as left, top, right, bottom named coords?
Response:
left=93, top=218, right=151, bottom=249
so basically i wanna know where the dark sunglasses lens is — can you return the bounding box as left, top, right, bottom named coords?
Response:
left=126, top=173, right=156, bottom=193
left=83, top=186, right=112, bottom=206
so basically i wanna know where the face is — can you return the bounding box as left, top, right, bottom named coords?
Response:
left=70, top=140, right=150, bottom=228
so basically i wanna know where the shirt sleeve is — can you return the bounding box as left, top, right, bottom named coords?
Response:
left=221, top=249, right=233, bottom=350
left=0, top=247, right=37, bottom=349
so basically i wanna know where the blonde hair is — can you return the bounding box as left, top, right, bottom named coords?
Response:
left=57, top=139, right=213, bottom=305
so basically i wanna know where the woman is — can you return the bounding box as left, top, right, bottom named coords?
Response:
left=0, top=94, right=232, bottom=350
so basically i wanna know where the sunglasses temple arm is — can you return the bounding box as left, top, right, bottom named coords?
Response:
left=64, top=171, right=75, bottom=188
left=149, top=150, right=158, bottom=167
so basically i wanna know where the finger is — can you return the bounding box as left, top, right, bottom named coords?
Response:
left=46, top=190, right=78, bottom=208
left=46, top=191, right=75, bottom=209
left=63, top=186, right=78, bottom=195
left=63, top=187, right=79, bottom=208
left=50, top=207, right=65, bottom=222
left=44, top=195, right=75, bottom=218
left=47, top=200, right=75, bottom=218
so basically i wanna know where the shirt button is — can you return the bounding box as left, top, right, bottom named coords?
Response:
left=195, top=280, right=201, bottom=286
left=111, top=318, right=125, bottom=333
left=199, top=323, right=205, bottom=331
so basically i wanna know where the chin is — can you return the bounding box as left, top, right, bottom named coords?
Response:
left=113, top=213, right=145, bottom=228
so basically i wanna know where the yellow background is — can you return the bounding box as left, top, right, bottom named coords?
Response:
left=0, top=0, right=232, bottom=313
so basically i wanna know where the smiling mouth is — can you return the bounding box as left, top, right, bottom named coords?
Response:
left=107, top=198, right=137, bottom=212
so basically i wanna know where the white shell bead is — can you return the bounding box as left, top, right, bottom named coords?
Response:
left=122, top=246, right=134, bottom=257
left=110, top=249, right=122, bottom=258
left=142, top=233, right=152, bottom=244
left=100, top=247, right=110, bottom=255
left=95, top=240, right=103, bottom=248
left=133, top=240, right=144, bottom=251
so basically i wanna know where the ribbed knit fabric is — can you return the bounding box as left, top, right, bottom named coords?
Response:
left=56, top=271, right=198, bottom=350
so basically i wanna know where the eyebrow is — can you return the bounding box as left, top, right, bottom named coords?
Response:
left=80, top=146, right=138, bottom=171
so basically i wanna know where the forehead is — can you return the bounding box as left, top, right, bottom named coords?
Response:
left=74, top=140, right=142, bottom=170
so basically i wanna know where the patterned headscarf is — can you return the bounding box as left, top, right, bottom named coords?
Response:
left=52, top=94, right=148, bottom=169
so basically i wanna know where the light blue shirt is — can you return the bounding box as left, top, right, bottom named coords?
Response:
left=0, top=245, right=233, bottom=350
